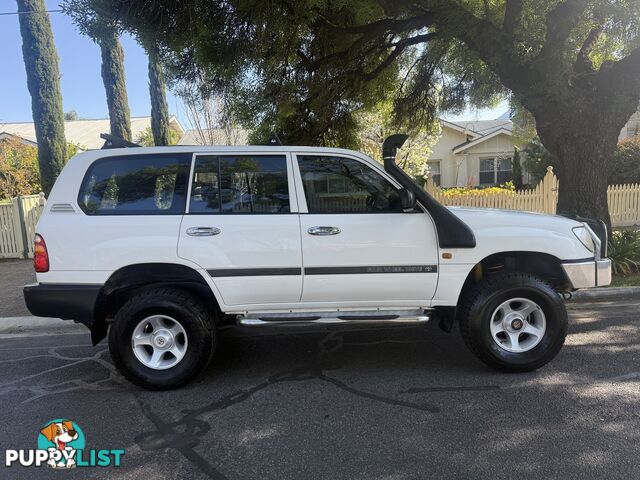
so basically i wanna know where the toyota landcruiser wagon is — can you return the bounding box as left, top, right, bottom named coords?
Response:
left=24, top=135, right=611, bottom=389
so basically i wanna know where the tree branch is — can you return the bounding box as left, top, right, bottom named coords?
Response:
left=574, top=25, right=603, bottom=73
left=537, top=0, right=590, bottom=63
left=362, top=32, right=438, bottom=80
left=503, top=0, right=523, bottom=37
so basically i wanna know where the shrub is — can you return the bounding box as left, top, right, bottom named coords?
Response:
left=608, top=230, right=640, bottom=276
left=441, top=182, right=515, bottom=197
left=0, top=138, right=41, bottom=200
left=609, top=137, right=640, bottom=185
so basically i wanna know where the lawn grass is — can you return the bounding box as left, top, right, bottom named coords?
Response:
left=610, top=273, right=640, bottom=287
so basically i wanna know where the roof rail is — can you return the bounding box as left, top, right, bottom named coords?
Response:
left=100, top=133, right=141, bottom=149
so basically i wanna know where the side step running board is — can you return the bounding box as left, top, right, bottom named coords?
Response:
left=237, top=312, right=431, bottom=327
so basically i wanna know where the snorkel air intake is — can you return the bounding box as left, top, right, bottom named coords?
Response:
left=382, top=135, right=476, bottom=249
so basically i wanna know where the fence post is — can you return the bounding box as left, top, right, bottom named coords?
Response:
left=424, top=175, right=435, bottom=195
left=14, top=196, right=30, bottom=259
left=541, top=166, right=557, bottom=214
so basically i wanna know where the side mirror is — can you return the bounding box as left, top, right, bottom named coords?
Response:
left=399, top=188, right=416, bottom=212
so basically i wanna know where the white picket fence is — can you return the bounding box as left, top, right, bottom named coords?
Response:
left=426, top=166, right=640, bottom=228
left=0, top=193, right=46, bottom=259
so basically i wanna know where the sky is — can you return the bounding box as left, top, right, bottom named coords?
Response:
left=0, top=0, right=506, bottom=131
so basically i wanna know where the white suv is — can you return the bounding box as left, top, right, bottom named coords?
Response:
left=24, top=136, right=611, bottom=389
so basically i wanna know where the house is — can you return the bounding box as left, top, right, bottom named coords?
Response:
left=0, top=116, right=184, bottom=150
left=427, top=117, right=516, bottom=188
left=177, top=128, right=250, bottom=146
left=619, top=111, right=640, bottom=141
left=0, top=131, right=37, bottom=147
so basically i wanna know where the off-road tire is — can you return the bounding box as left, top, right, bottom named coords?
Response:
left=109, top=287, right=215, bottom=389
left=458, top=272, right=567, bottom=372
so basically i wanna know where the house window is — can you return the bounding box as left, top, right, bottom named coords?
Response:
left=427, top=161, right=441, bottom=186
left=480, top=157, right=512, bottom=185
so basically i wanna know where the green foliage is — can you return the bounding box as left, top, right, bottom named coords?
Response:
left=523, top=139, right=553, bottom=185
left=100, top=30, right=132, bottom=141
left=16, top=0, right=67, bottom=195
left=135, top=127, right=180, bottom=147
left=0, top=138, right=42, bottom=199
left=356, top=101, right=439, bottom=178
left=512, top=147, right=523, bottom=189
left=609, top=230, right=640, bottom=276
left=609, top=137, right=640, bottom=185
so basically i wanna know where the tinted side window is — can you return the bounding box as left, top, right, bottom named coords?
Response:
left=79, top=153, right=191, bottom=215
left=298, top=156, right=401, bottom=213
left=190, top=155, right=290, bottom=214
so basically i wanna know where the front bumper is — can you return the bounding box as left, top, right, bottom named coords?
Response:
left=561, top=258, right=612, bottom=289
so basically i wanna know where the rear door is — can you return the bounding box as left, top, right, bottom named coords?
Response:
left=178, top=151, right=302, bottom=306
left=293, top=153, right=439, bottom=304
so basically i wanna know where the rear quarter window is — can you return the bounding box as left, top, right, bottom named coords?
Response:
left=78, top=153, right=192, bottom=215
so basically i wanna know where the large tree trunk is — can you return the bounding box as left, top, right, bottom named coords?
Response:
left=100, top=30, right=132, bottom=142
left=532, top=92, right=634, bottom=230
left=148, top=47, right=171, bottom=146
left=16, top=0, right=67, bottom=195
left=548, top=134, right=613, bottom=226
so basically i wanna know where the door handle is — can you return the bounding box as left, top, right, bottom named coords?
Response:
left=307, top=226, right=341, bottom=236
left=186, top=226, right=221, bottom=236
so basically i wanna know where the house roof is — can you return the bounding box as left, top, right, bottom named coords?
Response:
left=0, top=116, right=184, bottom=150
left=452, top=127, right=513, bottom=154
left=443, top=119, right=513, bottom=137
left=0, top=131, right=38, bottom=146
left=177, top=128, right=250, bottom=146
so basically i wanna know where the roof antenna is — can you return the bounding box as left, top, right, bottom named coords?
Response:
left=267, top=132, right=283, bottom=146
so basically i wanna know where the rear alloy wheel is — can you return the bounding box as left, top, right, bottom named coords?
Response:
left=131, top=315, right=189, bottom=370
left=458, top=272, right=567, bottom=372
left=109, top=288, right=215, bottom=389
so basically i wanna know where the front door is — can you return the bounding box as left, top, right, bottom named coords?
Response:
left=294, top=153, right=439, bottom=304
left=178, top=152, right=302, bottom=306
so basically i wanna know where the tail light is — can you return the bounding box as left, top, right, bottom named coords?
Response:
left=33, top=234, right=49, bottom=273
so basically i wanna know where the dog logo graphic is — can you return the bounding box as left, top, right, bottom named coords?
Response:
left=37, top=419, right=85, bottom=469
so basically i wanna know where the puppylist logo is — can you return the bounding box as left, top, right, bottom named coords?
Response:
left=4, top=419, right=125, bottom=469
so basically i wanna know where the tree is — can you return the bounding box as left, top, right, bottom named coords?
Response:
left=523, top=139, right=554, bottom=185
left=16, top=0, right=67, bottom=195
left=512, top=147, right=523, bottom=189
left=63, top=1, right=132, bottom=141
left=64, top=1, right=640, bottom=225
left=148, top=46, right=171, bottom=146
left=64, top=110, right=79, bottom=121
left=177, top=81, right=246, bottom=146
left=99, top=30, right=132, bottom=141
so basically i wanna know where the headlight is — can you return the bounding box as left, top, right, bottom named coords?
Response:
left=572, top=226, right=595, bottom=253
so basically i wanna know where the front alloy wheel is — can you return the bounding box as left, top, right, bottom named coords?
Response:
left=489, top=298, right=546, bottom=353
left=458, top=272, right=567, bottom=372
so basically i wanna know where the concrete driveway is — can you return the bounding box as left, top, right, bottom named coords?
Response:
left=0, top=296, right=638, bottom=479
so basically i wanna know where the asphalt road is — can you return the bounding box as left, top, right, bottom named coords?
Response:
left=0, top=297, right=639, bottom=480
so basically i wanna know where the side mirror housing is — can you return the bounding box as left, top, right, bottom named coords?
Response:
left=399, top=188, right=416, bottom=212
